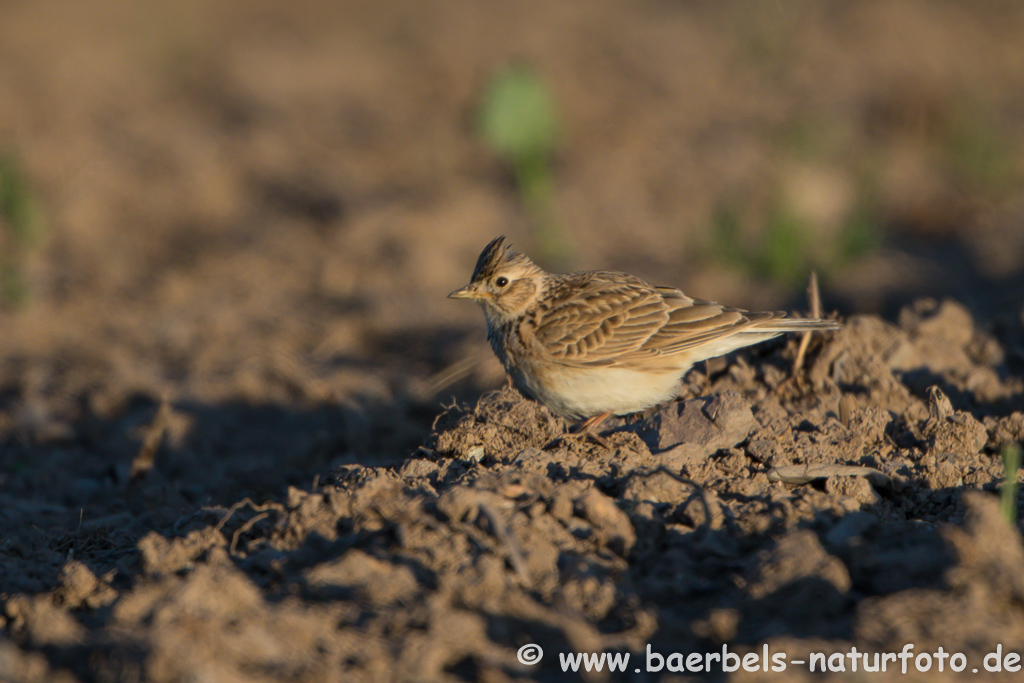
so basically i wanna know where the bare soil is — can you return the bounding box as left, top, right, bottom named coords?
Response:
left=2, top=1, right=1024, bottom=682
left=3, top=300, right=1024, bottom=682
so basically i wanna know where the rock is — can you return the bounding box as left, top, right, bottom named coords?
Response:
left=642, top=391, right=755, bottom=464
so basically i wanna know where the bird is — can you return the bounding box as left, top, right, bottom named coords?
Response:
left=449, top=236, right=840, bottom=434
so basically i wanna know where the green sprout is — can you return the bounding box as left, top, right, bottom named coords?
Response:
left=757, top=206, right=810, bottom=285
left=707, top=202, right=814, bottom=287
left=1001, top=442, right=1021, bottom=525
left=0, top=150, right=44, bottom=306
left=709, top=203, right=745, bottom=268
left=478, top=65, right=568, bottom=266
left=835, top=198, right=883, bottom=265
left=708, top=175, right=883, bottom=288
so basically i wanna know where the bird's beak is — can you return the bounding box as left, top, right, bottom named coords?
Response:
left=448, top=284, right=478, bottom=300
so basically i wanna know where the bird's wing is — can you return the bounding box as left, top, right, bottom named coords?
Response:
left=642, top=289, right=779, bottom=356
left=528, top=275, right=781, bottom=368
left=527, top=273, right=668, bottom=364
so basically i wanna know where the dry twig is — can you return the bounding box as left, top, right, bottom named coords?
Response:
left=792, top=271, right=821, bottom=377
left=768, top=463, right=889, bottom=489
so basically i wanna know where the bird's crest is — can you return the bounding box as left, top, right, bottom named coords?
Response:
left=471, top=235, right=535, bottom=282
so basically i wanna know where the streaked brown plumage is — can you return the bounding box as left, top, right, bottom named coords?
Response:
left=450, top=236, right=840, bottom=422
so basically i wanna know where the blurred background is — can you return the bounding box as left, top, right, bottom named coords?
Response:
left=1, top=0, right=1023, bottom=483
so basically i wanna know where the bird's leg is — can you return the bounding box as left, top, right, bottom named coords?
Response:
left=543, top=411, right=613, bottom=450
left=577, top=411, right=612, bottom=433
left=575, top=411, right=612, bottom=448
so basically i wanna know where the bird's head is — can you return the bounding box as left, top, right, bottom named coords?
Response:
left=449, top=236, right=546, bottom=320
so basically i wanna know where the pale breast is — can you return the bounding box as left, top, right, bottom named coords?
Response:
left=490, top=313, right=686, bottom=419
left=514, top=360, right=683, bottom=420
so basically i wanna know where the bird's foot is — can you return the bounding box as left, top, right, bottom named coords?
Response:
left=544, top=412, right=613, bottom=450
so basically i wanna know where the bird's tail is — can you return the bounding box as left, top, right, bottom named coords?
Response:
left=755, top=316, right=841, bottom=333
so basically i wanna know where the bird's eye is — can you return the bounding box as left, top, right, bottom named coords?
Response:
left=495, top=276, right=509, bottom=287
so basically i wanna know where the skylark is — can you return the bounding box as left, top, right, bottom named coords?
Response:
left=450, top=236, right=840, bottom=431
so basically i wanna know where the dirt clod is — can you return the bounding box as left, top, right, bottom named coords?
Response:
left=643, top=390, right=755, bottom=455
left=575, top=488, right=636, bottom=557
